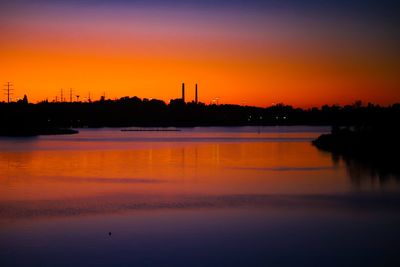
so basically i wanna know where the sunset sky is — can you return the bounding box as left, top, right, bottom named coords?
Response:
left=1, top=0, right=399, bottom=107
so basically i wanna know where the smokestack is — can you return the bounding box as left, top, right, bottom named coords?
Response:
left=182, top=82, right=185, bottom=102
left=195, top=83, right=198, bottom=104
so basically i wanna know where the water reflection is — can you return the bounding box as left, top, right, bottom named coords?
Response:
left=329, top=152, right=400, bottom=186
left=1, top=127, right=400, bottom=219
left=2, top=191, right=400, bottom=219
left=1, top=127, right=400, bottom=267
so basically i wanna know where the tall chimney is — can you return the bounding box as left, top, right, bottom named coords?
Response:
left=182, top=82, right=185, bottom=102
left=195, top=83, right=198, bottom=104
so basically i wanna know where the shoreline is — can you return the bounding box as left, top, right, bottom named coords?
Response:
left=0, top=127, right=79, bottom=137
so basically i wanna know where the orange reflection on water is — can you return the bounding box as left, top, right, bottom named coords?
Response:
left=0, top=137, right=343, bottom=205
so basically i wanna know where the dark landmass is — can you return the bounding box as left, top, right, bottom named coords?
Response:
left=313, top=125, right=400, bottom=156
left=0, top=126, right=78, bottom=137
left=121, top=129, right=181, bottom=132
left=1, top=96, right=399, bottom=130
left=313, top=125, right=400, bottom=181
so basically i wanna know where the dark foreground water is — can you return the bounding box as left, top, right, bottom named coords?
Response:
left=1, top=127, right=400, bottom=266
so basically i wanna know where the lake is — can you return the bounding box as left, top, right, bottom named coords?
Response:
left=1, top=126, right=400, bottom=266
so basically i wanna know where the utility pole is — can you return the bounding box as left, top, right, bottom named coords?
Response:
left=3, top=82, right=13, bottom=103
left=70, top=88, right=73, bottom=102
left=88, top=92, right=91, bottom=102
left=61, top=89, right=64, bottom=102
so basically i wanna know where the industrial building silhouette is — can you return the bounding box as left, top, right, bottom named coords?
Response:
left=181, top=82, right=198, bottom=104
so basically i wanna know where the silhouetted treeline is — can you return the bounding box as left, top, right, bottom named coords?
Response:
left=313, top=109, right=400, bottom=182
left=0, top=97, right=399, bottom=129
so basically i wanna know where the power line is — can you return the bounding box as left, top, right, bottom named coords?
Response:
left=3, top=82, right=13, bottom=103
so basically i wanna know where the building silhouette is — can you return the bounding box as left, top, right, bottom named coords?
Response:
left=182, top=83, right=185, bottom=103
left=195, top=83, right=198, bottom=104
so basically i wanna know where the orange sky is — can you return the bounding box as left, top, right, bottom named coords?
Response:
left=1, top=3, right=399, bottom=107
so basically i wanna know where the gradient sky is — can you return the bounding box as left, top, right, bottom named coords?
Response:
left=1, top=0, right=399, bottom=107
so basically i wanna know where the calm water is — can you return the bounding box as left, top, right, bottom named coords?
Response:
left=1, top=126, right=400, bottom=266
